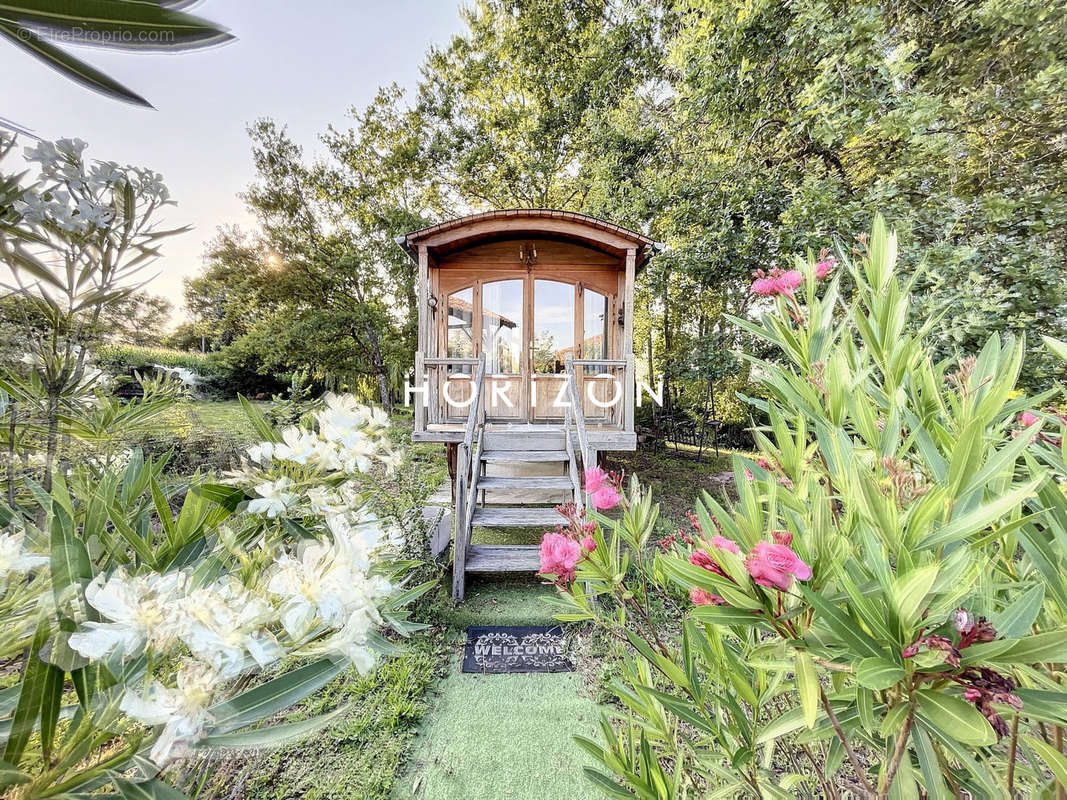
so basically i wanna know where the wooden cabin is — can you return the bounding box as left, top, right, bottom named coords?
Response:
left=397, top=209, right=657, bottom=599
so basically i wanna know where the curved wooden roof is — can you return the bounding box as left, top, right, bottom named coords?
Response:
left=397, top=209, right=658, bottom=266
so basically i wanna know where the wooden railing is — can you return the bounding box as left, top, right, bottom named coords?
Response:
left=413, top=351, right=634, bottom=434
left=569, top=356, right=632, bottom=431
left=564, top=355, right=592, bottom=470
left=452, top=353, right=486, bottom=599
left=414, top=353, right=482, bottom=431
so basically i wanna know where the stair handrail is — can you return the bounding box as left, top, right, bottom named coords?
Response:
left=464, top=352, right=486, bottom=451
left=451, top=352, right=485, bottom=600
left=564, top=354, right=591, bottom=471
left=464, top=422, right=485, bottom=539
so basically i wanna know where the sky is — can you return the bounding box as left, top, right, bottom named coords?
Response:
left=0, top=0, right=466, bottom=322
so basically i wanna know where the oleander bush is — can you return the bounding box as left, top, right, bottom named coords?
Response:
left=548, top=218, right=1067, bottom=799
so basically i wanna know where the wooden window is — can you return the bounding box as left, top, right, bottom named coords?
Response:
left=446, top=287, right=475, bottom=373
left=532, top=279, right=575, bottom=374
left=481, top=279, right=523, bottom=374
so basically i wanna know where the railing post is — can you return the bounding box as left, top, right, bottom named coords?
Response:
left=414, top=350, right=426, bottom=433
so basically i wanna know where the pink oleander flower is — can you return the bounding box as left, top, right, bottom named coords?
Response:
left=1018, top=411, right=1040, bottom=427
left=778, top=269, right=802, bottom=292
left=815, top=250, right=836, bottom=279
left=709, top=535, right=740, bottom=554
left=749, top=267, right=802, bottom=297
left=690, top=587, right=725, bottom=606
left=580, top=535, right=596, bottom=554
left=954, top=608, right=975, bottom=634
left=772, top=530, right=793, bottom=546
left=591, top=485, right=620, bottom=510
left=539, top=533, right=581, bottom=584
left=584, top=466, right=607, bottom=493
left=745, top=541, right=812, bottom=591
left=690, top=549, right=724, bottom=576
left=963, top=687, right=983, bottom=703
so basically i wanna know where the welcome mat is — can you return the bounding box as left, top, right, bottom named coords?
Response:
left=462, top=625, right=574, bottom=673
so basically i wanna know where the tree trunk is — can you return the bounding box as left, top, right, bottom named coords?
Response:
left=662, top=282, right=672, bottom=413
left=363, top=321, right=392, bottom=413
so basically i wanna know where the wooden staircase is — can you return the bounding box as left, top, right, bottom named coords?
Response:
left=450, top=355, right=592, bottom=600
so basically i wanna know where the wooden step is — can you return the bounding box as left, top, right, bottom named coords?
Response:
left=481, top=449, right=568, bottom=463
left=483, top=431, right=567, bottom=450
left=464, top=545, right=541, bottom=572
left=471, top=506, right=566, bottom=527
left=477, top=476, right=574, bottom=490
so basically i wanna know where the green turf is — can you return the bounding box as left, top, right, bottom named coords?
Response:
left=394, top=663, right=602, bottom=800
left=396, top=573, right=605, bottom=800
left=439, top=573, right=562, bottom=629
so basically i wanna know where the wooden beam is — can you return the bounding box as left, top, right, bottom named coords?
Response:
left=623, top=249, right=636, bottom=434
left=417, top=245, right=429, bottom=354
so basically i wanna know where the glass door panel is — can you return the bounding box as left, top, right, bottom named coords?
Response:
left=532, top=279, right=575, bottom=420
left=443, top=287, right=475, bottom=421
left=482, top=279, right=524, bottom=420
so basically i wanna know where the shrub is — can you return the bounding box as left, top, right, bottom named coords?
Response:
left=548, top=218, right=1067, bottom=798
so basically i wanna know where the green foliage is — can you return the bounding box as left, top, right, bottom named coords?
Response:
left=552, top=218, right=1067, bottom=798
left=97, top=345, right=221, bottom=377
left=599, top=0, right=1067, bottom=390
left=0, top=1, right=232, bottom=108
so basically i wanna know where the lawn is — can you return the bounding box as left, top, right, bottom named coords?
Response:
left=166, top=405, right=735, bottom=800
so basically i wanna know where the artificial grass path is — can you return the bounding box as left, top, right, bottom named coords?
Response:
left=393, top=573, right=605, bottom=800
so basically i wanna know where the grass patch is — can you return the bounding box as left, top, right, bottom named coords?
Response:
left=393, top=670, right=602, bottom=800
left=438, top=573, right=560, bottom=629
left=192, top=635, right=449, bottom=800
left=605, top=445, right=744, bottom=530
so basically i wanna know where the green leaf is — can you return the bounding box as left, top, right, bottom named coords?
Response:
left=2, top=617, right=51, bottom=765
left=921, top=477, right=1043, bottom=547
left=199, top=704, right=348, bottom=751
left=239, top=395, right=280, bottom=443
left=0, top=759, right=30, bottom=790
left=795, top=651, right=818, bottom=729
left=915, top=690, right=996, bottom=747
left=892, top=564, right=939, bottom=631
left=38, top=660, right=64, bottom=759
left=962, top=629, right=1067, bottom=666
left=1023, top=735, right=1067, bottom=790
left=798, top=584, right=886, bottom=659
left=690, top=605, right=771, bottom=628
left=856, top=657, right=906, bottom=690
left=0, top=21, right=151, bottom=106
left=208, top=657, right=347, bottom=734
left=1043, top=335, right=1067, bottom=362
left=112, top=777, right=191, bottom=799
left=992, top=584, right=1044, bottom=639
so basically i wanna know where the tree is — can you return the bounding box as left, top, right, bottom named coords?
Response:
left=99, top=290, right=172, bottom=346
left=241, top=121, right=400, bottom=409
left=414, top=0, right=666, bottom=209
left=601, top=0, right=1067, bottom=389
left=0, top=133, right=186, bottom=488
left=0, top=0, right=231, bottom=111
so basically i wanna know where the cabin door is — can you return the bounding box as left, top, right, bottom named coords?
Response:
left=444, top=276, right=612, bottom=424
left=479, top=279, right=526, bottom=421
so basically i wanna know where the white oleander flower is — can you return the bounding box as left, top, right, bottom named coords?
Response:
left=178, top=578, right=282, bottom=678
left=319, top=610, right=377, bottom=673
left=267, top=540, right=351, bottom=638
left=68, top=569, right=185, bottom=660
left=272, top=426, right=320, bottom=465
left=0, top=528, right=49, bottom=581
left=120, top=659, right=216, bottom=765
left=266, top=532, right=389, bottom=649
left=247, top=478, right=297, bottom=518
left=306, top=486, right=345, bottom=517
left=245, top=442, right=274, bottom=464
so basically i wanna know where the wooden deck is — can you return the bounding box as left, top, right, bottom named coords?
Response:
left=412, top=422, right=636, bottom=450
